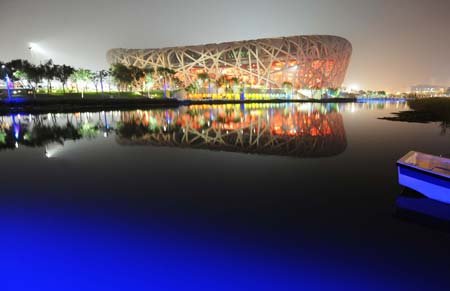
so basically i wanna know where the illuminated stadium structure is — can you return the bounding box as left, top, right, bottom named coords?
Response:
left=107, top=35, right=352, bottom=91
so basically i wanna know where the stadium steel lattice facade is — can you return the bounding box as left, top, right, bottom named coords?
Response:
left=107, top=35, right=352, bottom=90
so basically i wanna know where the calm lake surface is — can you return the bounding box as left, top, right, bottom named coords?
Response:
left=1, top=101, right=450, bottom=291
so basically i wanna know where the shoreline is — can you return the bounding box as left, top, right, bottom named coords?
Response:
left=181, top=97, right=357, bottom=106
left=0, top=96, right=358, bottom=115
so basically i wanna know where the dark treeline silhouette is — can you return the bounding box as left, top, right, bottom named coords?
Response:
left=379, top=97, right=450, bottom=134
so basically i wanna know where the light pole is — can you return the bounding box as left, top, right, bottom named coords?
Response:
left=1, top=65, right=12, bottom=100
left=28, top=45, right=34, bottom=63
left=28, top=42, right=39, bottom=65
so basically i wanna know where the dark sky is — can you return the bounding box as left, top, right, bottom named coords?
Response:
left=1, top=0, right=449, bottom=92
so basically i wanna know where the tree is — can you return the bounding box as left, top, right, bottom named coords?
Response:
left=42, top=59, right=57, bottom=94
left=216, top=75, right=228, bottom=88
left=2, top=59, right=43, bottom=97
left=5, top=59, right=29, bottom=77
left=129, top=66, right=145, bottom=91
left=327, top=88, right=340, bottom=98
left=215, top=75, right=230, bottom=96
left=26, top=64, right=45, bottom=97
left=97, top=70, right=109, bottom=96
left=197, top=72, right=211, bottom=94
left=110, top=63, right=133, bottom=92
left=197, top=72, right=209, bottom=83
left=13, top=70, right=29, bottom=88
left=230, top=77, right=240, bottom=94
left=156, top=67, right=176, bottom=98
left=0, top=61, right=4, bottom=80
left=4, top=59, right=32, bottom=88
left=91, top=70, right=112, bottom=95
left=143, top=67, right=155, bottom=98
left=185, top=83, right=198, bottom=94
left=54, top=65, right=75, bottom=94
left=91, top=71, right=100, bottom=94
left=282, top=81, right=293, bottom=98
left=71, top=69, right=92, bottom=98
left=171, top=75, right=183, bottom=89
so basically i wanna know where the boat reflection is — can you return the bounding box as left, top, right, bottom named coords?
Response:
left=116, top=104, right=347, bottom=157
left=394, top=188, right=450, bottom=232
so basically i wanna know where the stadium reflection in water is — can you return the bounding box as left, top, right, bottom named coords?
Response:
left=0, top=101, right=408, bottom=157
left=116, top=104, right=348, bottom=157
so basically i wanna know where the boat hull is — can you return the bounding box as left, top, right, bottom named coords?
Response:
left=398, top=165, right=450, bottom=204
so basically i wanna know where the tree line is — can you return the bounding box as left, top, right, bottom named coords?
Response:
left=0, top=59, right=183, bottom=98
left=0, top=59, right=112, bottom=97
left=109, top=63, right=178, bottom=97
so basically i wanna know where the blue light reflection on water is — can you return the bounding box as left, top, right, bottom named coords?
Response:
left=396, top=195, right=450, bottom=222
left=357, top=98, right=407, bottom=103
left=1, top=194, right=442, bottom=291
left=11, top=114, right=20, bottom=140
left=0, top=203, right=422, bottom=290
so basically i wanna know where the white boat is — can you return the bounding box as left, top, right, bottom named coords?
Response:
left=397, top=151, right=450, bottom=204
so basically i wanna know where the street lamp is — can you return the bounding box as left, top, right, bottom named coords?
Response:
left=1, top=65, right=12, bottom=100
left=28, top=42, right=46, bottom=64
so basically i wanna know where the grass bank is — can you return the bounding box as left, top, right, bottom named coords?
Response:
left=408, top=98, right=450, bottom=120
left=0, top=97, right=180, bottom=115
left=182, top=97, right=356, bottom=106
left=0, top=94, right=357, bottom=115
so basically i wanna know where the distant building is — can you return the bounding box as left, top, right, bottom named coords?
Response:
left=411, top=84, right=447, bottom=95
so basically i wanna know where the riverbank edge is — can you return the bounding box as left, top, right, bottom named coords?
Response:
left=0, top=97, right=357, bottom=115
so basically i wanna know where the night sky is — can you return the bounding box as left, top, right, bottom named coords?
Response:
left=1, top=0, right=449, bottom=92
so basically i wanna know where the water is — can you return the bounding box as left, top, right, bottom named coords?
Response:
left=1, top=101, right=450, bottom=291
